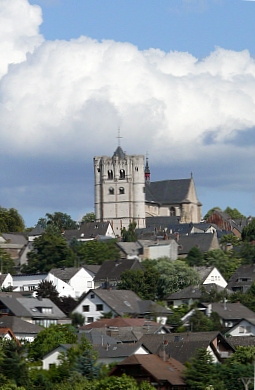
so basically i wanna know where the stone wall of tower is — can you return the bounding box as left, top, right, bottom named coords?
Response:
left=93, top=150, right=146, bottom=234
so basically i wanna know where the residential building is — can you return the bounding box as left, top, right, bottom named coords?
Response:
left=227, top=264, right=255, bottom=293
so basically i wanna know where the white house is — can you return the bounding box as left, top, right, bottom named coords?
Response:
left=225, top=318, right=255, bottom=337
left=12, top=273, right=48, bottom=294
left=195, top=266, right=227, bottom=288
left=0, top=273, right=13, bottom=289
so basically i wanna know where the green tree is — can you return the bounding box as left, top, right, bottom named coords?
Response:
left=0, top=340, right=29, bottom=387
left=28, top=324, right=77, bottom=361
left=0, top=248, right=16, bottom=274
left=204, top=249, right=241, bottom=281
left=189, top=309, right=214, bottom=332
left=242, top=219, right=255, bottom=242
left=21, top=233, right=76, bottom=273
left=155, top=258, right=200, bottom=299
left=0, top=207, right=25, bottom=232
left=224, top=207, right=245, bottom=219
left=121, top=222, right=137, bottom=242
left=69, top=312, right=85, bottom=328
left=186, top=246, right=204, bottom=266
left=81, top=213, right=96, bottom=223
left=35, top=280, right=59, bottom=301
left=220, top=234, right=241, bottom=248
left=117, top=263, right=160, bottom=301
left=204, top=207, right=221, bottom=221
left=77, top=240, right=119, bottom=265
left=185, top=348, right=224, bottom=390
left=227, top=346, right=255, bottom=365
left=239, top=241, right=255, bottom=264
left=37, top=212, right=78, bottom=233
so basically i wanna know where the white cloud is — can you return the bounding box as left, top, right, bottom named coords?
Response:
left=0, top=0, right=255, bottom=169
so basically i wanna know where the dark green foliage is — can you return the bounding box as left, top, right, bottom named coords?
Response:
left=21, top=233, right=76, bottom=273
left=121, top=222, right=137, bottom=242
left=204, top=249, right=241, bottom=281
left=204, top=207, right=221, bottom=220
left=240, top=241, right=255, bottom=264
left=0, top=340, right=29, bottom=387
left=0, top=248, right=16, bottom=274
left=220, top=234, right=241, bottom=247
left=69, top=312, right=85, bottom=327
left=186, top=246, right=204, bottom=266
left=224, top=207, right=245, bottom=219
left=35, top=280, right=59, bottom=301
left=189, top=309, right=214, bottom=332
left=199, top=285, right=228, bottom=303
left=229, top=282, right=255, bottom=312
left=117, top=263, right=160, bottom=300
left=73, top=349, right=101, bottom=379
left=0, top=207, right=25, bottom=232
left=28, top=324, right=77, bottom=361
left=242, top=219, right=255, bottom=242
left=77, top=239, right=119, bottom=265
left=37, top=212, right=78, bottom=233
left=81, top=213, right=96, bottom=223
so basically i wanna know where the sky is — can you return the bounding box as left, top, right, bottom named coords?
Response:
left=1, top=0, right=255, bottom=227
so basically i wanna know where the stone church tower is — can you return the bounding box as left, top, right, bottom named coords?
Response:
left=94, top=146, right=146, bottom=234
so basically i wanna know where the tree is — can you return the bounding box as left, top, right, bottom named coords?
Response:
left=121, top=222, right=137, bottom=242
left=28, top=324, right=77, bottom=361
left=242, top=220, right=255, bottom=242
left=77, top=240, right=119, bottom=265
left=0, top=340, right=29, bottom=387
left=155, top=258, right=200, bottom=299
left=204, top=207, right=221, bottom=220
left=189, top=309, right=216, bottom=332
left=186, top=246, right=204, bottom=266
left=220, top=234, right=241, bottom=248
left=224, top=207, right=245, bottom=219
left=0, top=207, right=25, bottom=232
left=0, top=248, right=16, bottom=274
left=21, top=232, right=76, bottom=273
left=204, top=249, right=241, bottom=281
left=37, top=212, right=78, bottom=233
left=81, top=213, right=96, bottom=223
left=69, top=312, right=85, bottom=328
left=35, top=280, right=59, bottom=301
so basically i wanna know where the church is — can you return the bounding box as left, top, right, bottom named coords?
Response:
left=93, top=146, right=202, bottom=233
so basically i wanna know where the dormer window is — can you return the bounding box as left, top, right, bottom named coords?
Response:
left=119, top=169, right=125, bottom=179
left=119, top=187, right=125, bottom=195
left=108, top=170, right=113, bottom=180
left=109, top=187, right=114, bottom=195
left=170, top=207, right=175, bottom=216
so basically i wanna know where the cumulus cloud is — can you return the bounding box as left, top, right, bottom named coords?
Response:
left=1, top=0, right=255, bottom=223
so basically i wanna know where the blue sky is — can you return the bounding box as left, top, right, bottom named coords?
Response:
left=1, top=0, right=255, bottom=227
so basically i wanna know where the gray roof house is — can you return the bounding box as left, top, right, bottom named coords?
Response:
left=227, top=264, right=255, bottom=293
left=64, top=221, right=115, bottom=242
left=94, top=259, right=143, bottom=289
left=0, top=296, right=69, bottom=327
left=0, top=316, right=43, bottom=341
left=72, top=289, right=172, bottom=325
left=178, top=232, right=220, bottom=257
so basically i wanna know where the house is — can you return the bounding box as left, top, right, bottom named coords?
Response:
left=225, top=318, right=255, bottom=337
left=166, top=284, right=231, bottom=308
left=12, top=273, right=48, bottom=294
left=206, top=210, right=248, bottom=237
left=42, top=344, right=73, bottom=370
left=72, top=289, right=172, bottom=325
left=0, top=295, right=69, bottom=327
left=177, top=233, right=220, bottom=257
left=64, top=221, right=115, bottom=242
left=79, top=317, right=171, bottom=343
left=0, top=316, right=42, bottom=341
left=0, top=327, right=19, bottom=342
left=195, top=266, right=227, bottom=288
left=47, top=267, right=95, bottom=298
left=116, top=241, right=143, bottom=259
left=109, top=354, right=187, bottom=389
left=0, top=273, right=13, bottom=290
left=0, top=233, right=28, bottom=267
left=93, top=259, right=143, bottom=289
left=227, top=264, right=255, bottom=293
left=139, top=239, right=178, bottom=261
left=139, top=331, right=235, bottom=364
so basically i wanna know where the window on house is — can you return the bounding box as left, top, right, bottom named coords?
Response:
left=119, top=169, right=125, bottom=179
left=96, top=304, right=103, bottom=311
left=87, top=281, right=92, bottom=288
left=211, top=276, right=214, bottom=281
left=246, top=326, right=251, bottom=333
left=41, top=307, right=53, bottom=314
left=90, top=294, right=95, bottom=299
left=97, top=168, right=100, bottom=172
left=170, top=207, right=175, bottom=216
left=82, top=305, right=90, bottom=312
left=108, top=170, right=113, bottom=180
left=109, top=187, right=114, bottom=195
left=239, top=326, right=244, bottom=333
left=87, top=317, right=94, bottom=323
left=119, top=187, right=125, bottom=195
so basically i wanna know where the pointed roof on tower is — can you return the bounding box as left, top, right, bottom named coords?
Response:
left=113, top=146, right=126, bottom=159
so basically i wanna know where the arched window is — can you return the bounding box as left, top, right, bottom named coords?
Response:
left=119, top=187, right=125, bottom=195
left=109, top=187, right=114, bottom=195
left=170, top=207, right=176, bottom=216
left=119, top=169, right=125, bottom=179
left=108, top=170, right=113, bottom=180
left=135, top=166, right=138, bottom=172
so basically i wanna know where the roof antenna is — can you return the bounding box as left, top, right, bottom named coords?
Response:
left=116, top=127, right=123, bottom=147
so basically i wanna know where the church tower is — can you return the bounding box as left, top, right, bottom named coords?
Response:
left=94, top=146, right=146, bottom=234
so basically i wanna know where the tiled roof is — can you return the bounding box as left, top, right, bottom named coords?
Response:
left=64, top=222, right=112, bottom=241
left=207, top=302, right=255, bottom=321
left=226, top=336, right=255, bottom=347
left=112, top=354, right=186, bottom=385
left=0, top=316, right=42, bottom=334
left=79, top=330, right=119, bottom=346
left=194, top=266, right=214, bottom=282
left=1, top=233, right=27, bottom=245
left=178, top=233, right=219, bottom=254
left=166, top=283, right=229, bottom=301
left=49, top=267, right=81, bottom=281
left=145, top=179, right=192, bottom=205
left=94, top=343, right=139, bottom=358
left=94, top=259, right=143, bottom=282
left=227, top=264, right=255, bottom=290
left=112, top=146, right=126, bottom=159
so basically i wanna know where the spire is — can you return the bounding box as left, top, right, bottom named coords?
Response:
left=145, top=152, right=150, bottom=183
left=112, top=127, right=125, bottom=159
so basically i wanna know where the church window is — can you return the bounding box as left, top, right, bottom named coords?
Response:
left=119, top=169, right=125, bottom=179
left=119, top=187, right=125, bottom=194
left=109, top=187, right=114, bottom=195
left=108, top=170, right=113, bottom=180
left=135, top=166, right=138, bottom=171
left=170, top=207, right=175, bottom=216
left=97, top=168, right=100, bottom=172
